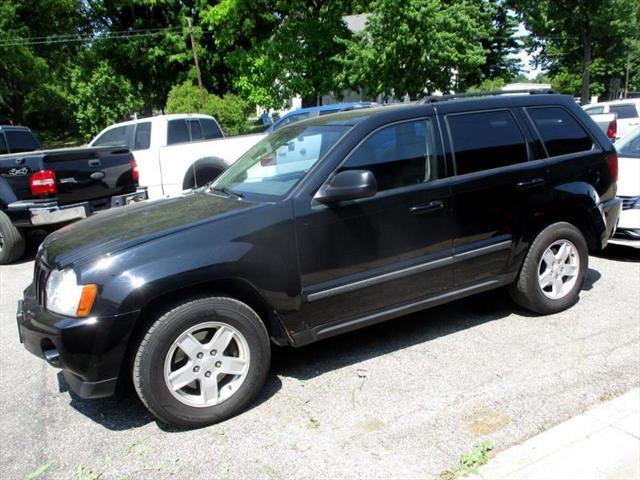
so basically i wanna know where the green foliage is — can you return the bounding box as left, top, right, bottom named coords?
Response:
left=203, top=0, right=354, bottom=109
left=549, top=70, right=583, bottom=96
left=468, top=78, right=507, bottom=92
left=336, top=0, right=491, bottom=100
left=69, top=62, right=142, bottom=141
left=511, top=0, right=640, bottom=101
left=439, top=440, right=494, bottom=479
left=165, top=81, right=253, bottom=135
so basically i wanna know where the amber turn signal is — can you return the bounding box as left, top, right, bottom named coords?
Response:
left=76, top=284, right=98, bottom=317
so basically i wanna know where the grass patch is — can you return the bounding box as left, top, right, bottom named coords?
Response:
left=74, top=466, right=102, bottom=480
left=25, top=462, right=53, bottom=480
left=439, top=440, right=493, bottom=479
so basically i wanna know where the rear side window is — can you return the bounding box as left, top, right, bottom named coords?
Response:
left=188, top=120, right=203, bottom=141
left=201, top=119, right=223, bottom=139
left=527, top=107, right=593, bottom=157
left=447, top=110, right=528, bottom=175
left=167, top=119, right=190, bottom=145
left=0, top=133, right=7, bottom=154
left=93, top=125, right=132, bottom=148
left=609, top=104, right=638, bottom=119
left=133, top=122, right=151, bottom=150
left=584, top=106, right=604, bottom=115
left=341, top=119, right=437, bottom=191
left=4, top=130, right=42, bottom=153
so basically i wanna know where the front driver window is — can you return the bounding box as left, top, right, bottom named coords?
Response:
left=340, top=119, right=437, bottom=191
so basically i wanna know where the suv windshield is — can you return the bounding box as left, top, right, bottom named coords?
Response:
left=211, top=124, right=350, bottom=199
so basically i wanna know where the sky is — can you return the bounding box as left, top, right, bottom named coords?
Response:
left=514, top=23, right=543, bottom=79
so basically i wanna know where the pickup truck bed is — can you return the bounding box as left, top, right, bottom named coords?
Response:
left=1, top=132, right=147, bottom=264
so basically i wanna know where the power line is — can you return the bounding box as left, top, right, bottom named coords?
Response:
left=0, top=27, right=186, bottom=47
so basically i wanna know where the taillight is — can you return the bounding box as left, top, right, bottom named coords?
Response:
left=30, top=169, right=57, bottom=195
left=606, top=118, right=617, bottom=141
left=606, top=151, right=618, bottom=183
left=130, top=157, right=139, bottom=182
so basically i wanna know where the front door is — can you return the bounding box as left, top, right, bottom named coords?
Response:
left=290, top=118, right=455, bottom=336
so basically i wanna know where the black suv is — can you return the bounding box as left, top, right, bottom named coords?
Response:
left=17, top=93, right=621, bottom=427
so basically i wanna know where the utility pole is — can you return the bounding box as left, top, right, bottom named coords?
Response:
left=624, top=53, right=630, bottom=99
left=188, top=17, right=205, bottom=109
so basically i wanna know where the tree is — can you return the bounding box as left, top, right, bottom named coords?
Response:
left=202, top=0, right=357, bottom=109
left=458, top=0, right=522, bottom=90
left=510, top=0, right=640, bottom=103
left=336, top=0, right=490, bottom=100
left=0, top=0, right=89, bottom=138
left=165, top=81, right=253, bottom=135
left=69, top=61, right=142, bottom=140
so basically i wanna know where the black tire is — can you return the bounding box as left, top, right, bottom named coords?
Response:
left=0, top=211, right=26, bottom=265
left=509, top=222, right=588, bottom=314
left=133, top=297, right=270, bottom=428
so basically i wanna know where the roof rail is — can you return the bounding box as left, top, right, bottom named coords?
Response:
left=419, top=88, right=557, bottom=103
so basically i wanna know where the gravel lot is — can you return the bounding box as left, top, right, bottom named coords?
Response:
left=1, top=243, right=639, bottom=480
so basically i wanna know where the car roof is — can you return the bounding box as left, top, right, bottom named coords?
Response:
left=292, top=94, right=578, bottom=130
left=286, top=102, right=373, bottom=115
left=98, top=113, right=216, bottom=130
left=0, top=125, right=31, bottom=131
left=585, top=99, right=640, bottom=107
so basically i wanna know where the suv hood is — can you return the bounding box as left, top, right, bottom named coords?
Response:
left=41, top=192, right=256, bottom=268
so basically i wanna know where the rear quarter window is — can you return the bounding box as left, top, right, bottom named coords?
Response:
left=93, top=125, right=133, bottom=148
left=526, top=107, right=594, bottom=157
left=447, top=110, right=528, bottom=175
left=609, top=104, right=638, bottom=119
left=201, top=119, right=223, bottom=139
left=4, top=130, right=42, bottom=153
left=133, top=122, right=151, bottom=150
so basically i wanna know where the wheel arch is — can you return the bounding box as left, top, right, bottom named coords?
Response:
left=182, top=156, right=228, bottom=190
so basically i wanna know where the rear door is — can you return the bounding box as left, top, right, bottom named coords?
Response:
left=291, top=117, right=454, bottom=334
left=444, top=108, right=550, bottom=287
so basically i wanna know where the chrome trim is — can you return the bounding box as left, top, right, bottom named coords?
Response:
left=305, top=239, right=512, bottom=302
left=306, top=256, right=454, bottom=302
left=452, top=239, right=512, bottom=260
left=30, top=204, right=87, bottom=226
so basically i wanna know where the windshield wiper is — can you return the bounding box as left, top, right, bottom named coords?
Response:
left=210, top=185, right=244, bottom=199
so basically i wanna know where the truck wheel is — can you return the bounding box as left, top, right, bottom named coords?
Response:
left=0, top=211, right=26, bottom=265
left=509, top=222, right=588, bottom=314
left=133, top=297, right=270, bottom=428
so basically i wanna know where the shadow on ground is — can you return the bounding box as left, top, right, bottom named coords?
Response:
left=61, top=265, right=604, bottom=431
left=593, top=244, right=639, bottom=263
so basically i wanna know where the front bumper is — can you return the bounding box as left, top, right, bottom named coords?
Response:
left=17, top=284, right=139, bottom=399
left=7, top=187, right=148, bottom=227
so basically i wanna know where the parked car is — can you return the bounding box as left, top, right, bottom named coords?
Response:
left=0, top=125, right=147, bottom=264
left=17, top=93, right=621, bottom=428
left=583, top=99, right=640, bottom=139
left=610, top=127, right=640, bottom=247
left=90, top=114, right=265, bottom=200
left=586, top=112, right=617, bottom=141
left=266, top=102, right=374, bottom=133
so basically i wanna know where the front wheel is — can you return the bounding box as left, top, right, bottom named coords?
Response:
left=133, top=297, right=271, bottom=428
left=509, top=222, right=588, bottom=314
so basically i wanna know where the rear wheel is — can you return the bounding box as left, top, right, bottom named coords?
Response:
left=133, top=297, right=270, bottom=428
left=509, top=222, right=588, bottom=314
left=0, top=211, right=26, bottom=265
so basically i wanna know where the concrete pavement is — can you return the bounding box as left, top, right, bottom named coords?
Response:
left=473, top=388, right=640, bottom=479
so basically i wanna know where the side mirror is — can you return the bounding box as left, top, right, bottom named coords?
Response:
left=316, top=169, right=377, bottom=204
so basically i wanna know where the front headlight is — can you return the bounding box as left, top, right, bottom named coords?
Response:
left=46, top=268, right=97, bottom=317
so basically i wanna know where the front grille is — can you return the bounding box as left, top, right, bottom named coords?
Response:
left=620, top=195, right=639, bottom=210
left=34, top=260, right=51, bottom=305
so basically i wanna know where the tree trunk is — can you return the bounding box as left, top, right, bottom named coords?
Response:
left=581, top=23, right=592, bottom=104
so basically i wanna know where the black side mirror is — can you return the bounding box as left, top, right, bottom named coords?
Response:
left=316, top=169, right=377, bottom=204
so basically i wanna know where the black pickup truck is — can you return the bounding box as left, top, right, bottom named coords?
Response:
left=0, top=125, right=147, bottom=264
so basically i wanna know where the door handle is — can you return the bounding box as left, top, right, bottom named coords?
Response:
left=88, top=159, right=101, bottom=167
left=516, top=178, right=546, bottom=190
left=409, top=200, right=444, bottom=214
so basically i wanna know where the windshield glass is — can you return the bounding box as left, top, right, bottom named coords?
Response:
left=615, top=127, right=640, bottom=159
left=211, top=124, right=350, bottom=199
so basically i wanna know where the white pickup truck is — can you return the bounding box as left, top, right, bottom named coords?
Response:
left=583, top=99, right=640, bottom=140
left=90, top=114, right=266, bottom=199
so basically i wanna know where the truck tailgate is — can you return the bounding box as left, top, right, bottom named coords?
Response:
left=41, top=146, right=136, bottom=205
